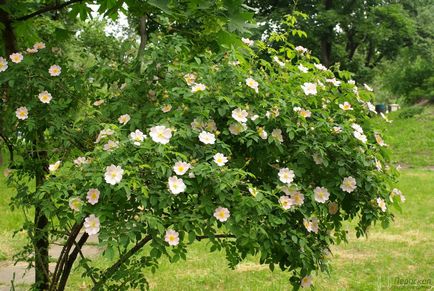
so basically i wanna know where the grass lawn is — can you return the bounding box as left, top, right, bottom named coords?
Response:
left=1, top=106, right=433, bottom=290
left=372, top=106, right=434, bottom=168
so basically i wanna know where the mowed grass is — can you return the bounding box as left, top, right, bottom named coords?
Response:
left=0, top=172, right=27, bottom=261
left=372, top=106, right=434, bottom=168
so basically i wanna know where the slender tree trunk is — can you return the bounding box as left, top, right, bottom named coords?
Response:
left=345, top=30, right=359, bottom=61
left=57, top=233, right=89, bottom=290
left=0, top=0, right=17, bottom=55
left=320, top=0, right=333, bottom=67
left=35, top=178, right=49, bottom=290
left=365, top=41, right=374, bottom=67
left=137, top=14, right=148, bottom=59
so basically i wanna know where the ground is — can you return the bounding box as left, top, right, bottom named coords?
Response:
left=0, top=106, right=433, bottom=290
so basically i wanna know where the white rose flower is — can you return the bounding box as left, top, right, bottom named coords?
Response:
left=298, top=64, right=308, bottom=73
left=245, top=77, right=259, bottom=93
left=49, top=161, right=61, bottom=172
left=273, top=56, right=285, bottom=67
left=279, top=195, right=294, bottom=210
left=229, top=123, right=247, bottom=135
left=118, top=114, right=131, bottom=125
left=49, top=64, right=61, bottom=76
left=339, top=101, right=353, bottom=111
left=326, top=78, right=341, bottom=86
left=191, top=83, right=206, bottom=93
left=95, top=129, right=114, bottom=143
left=10, top=53, right=23, bottom=63
left=375, top=133, right=387, bottom=146
left=103, top=140, right=119, bottom=152
left=340, top=176, right=357, bottom=193
left=38, top=91, right=52, bottom=104
left=390, top=188, right=405, bottom=202
left=376, top=197, right=387, bottom=212
left=69, top=197, right=82, bottom=211
left=164, top=229, right=180, bottom=246
left=104, top=164, right=124, bottom=185
left=351, top=123, right=363, bottom=133
left=303, top=217, right=319, bottom=234
left=27, top=47, right=38, bottom=54
left=314, top=63, right=327, bottom=71
left=294, top=46, right=307, bottom=54
left=231, top=108, right=248, bottom=123
left=241, top=37, right=254, bottom=46
left=86, top=188, right=100, bottom=205
left=213, top=207, right=230, bottom=222
left=161, top=104, right=172, bottom=113
left=314, top=187, right=330, bottom=203
left=149, top=125, right=172, bottom=144
left=73, top=156, right=89, bottom=167
left=366, top=101, right=377, bottom=113
left=198, top=131, right=216, bottom=144
left=301, top=82, right=317, bottom=95
left=291, top=191, right=305, bottom=206
left=271, top=129, right=284, bottom=143
left=173, top=161, right=191, bottom=175
left=213, top=153, right=228, bottom=167
left=93, top=99, right=105, bottom=106
left=183, top=73, right=196, bottom=85
left=0, top=57, right=8, bottom=72
left=15, top=107, right=29, bottom=120
left=278, top=168, right=295, bottom=184
left=257, top=127, right=268, bottom=139
left=332, top=126, right=342, bottom=134
left=84, top=214, right=100, bottom=235
left=299, top=109, right=311, bottom=118
left=129, top=129, right=146, bottom=146
left=353, top=131, right=367, bottom=144
left=168, top=176, right=186, bottom=195
left=248, top=187, right=258, bottom=197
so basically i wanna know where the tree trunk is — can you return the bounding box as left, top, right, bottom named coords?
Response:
left=35, top=169, right=49, bottom=290
left=365, top=41, right=374, bottom=67
left=137, top=14, right=148, bottom=59
left=57, top=233, right=89, bottom=290
left=320, top=0, right=333, bottom=67
left=0, top=0, right=17, bottom=55
left=345, top=30, right=359, bottom=61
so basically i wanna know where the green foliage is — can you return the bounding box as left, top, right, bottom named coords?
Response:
left=375, top=51, right=434, bottom=104
left=398, top=106, right=424, bottom=119
left=1, top=16, right=402, bottom=288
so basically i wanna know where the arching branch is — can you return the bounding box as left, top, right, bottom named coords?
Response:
left=14, top=0, right=85, bottom=22
left=92, top=235, right=153, bottom=290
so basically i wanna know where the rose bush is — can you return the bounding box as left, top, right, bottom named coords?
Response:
left=1, top=16, right=403, bottom=290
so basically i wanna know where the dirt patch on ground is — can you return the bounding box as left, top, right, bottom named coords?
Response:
left=370, top=230, right=431, bottom=246
left=235, top=262, right=268, bottom=272
left=0, top=235, right=102, bottom=288
left=332, top=248, right=374, bottom=262
left=396, top=164, right=434, bottom=171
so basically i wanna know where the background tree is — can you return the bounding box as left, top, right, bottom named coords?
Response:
left=373, top=0, right=434, bottom=103
left=247, top=0, right=417, bottom=82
